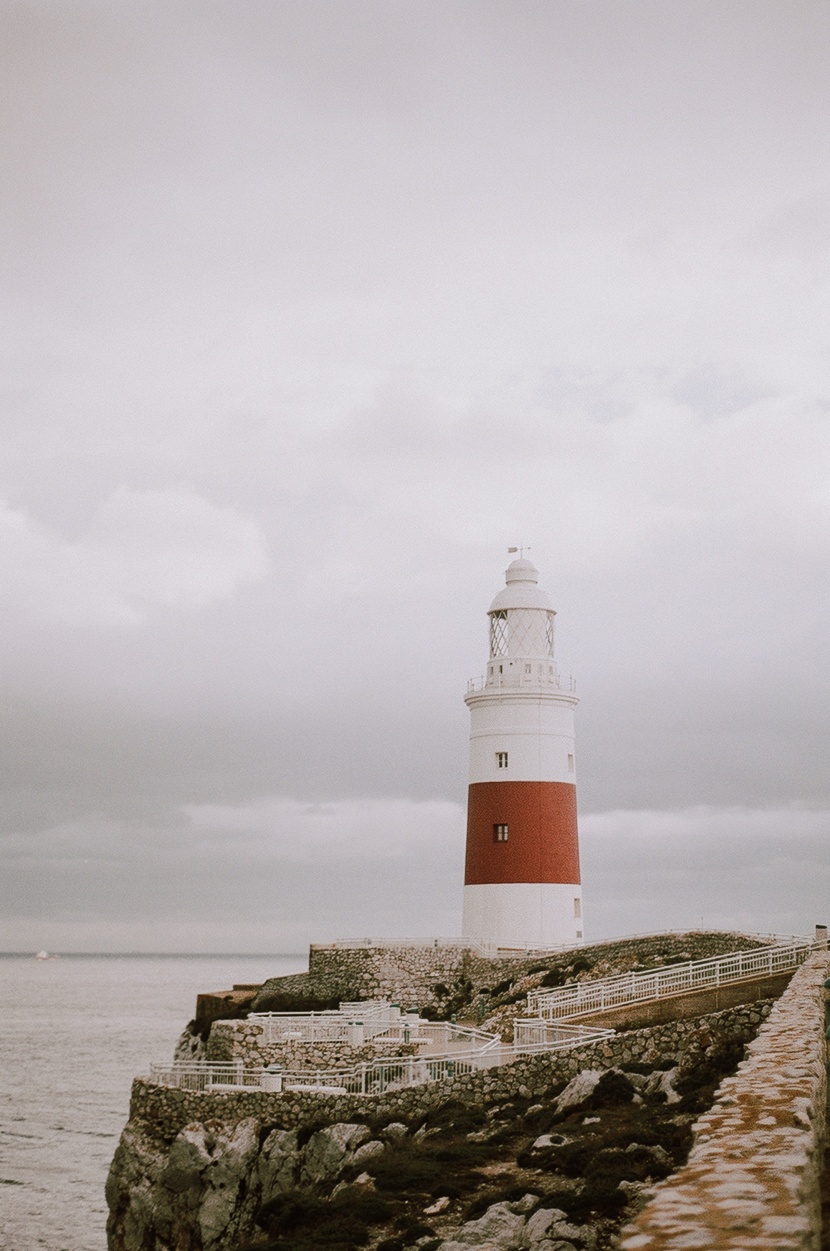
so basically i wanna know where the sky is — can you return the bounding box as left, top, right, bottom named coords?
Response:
left=2, top=0, right=829, bottom=954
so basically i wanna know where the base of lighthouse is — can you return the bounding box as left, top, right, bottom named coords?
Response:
left=462, top=883, right=583, bottom=949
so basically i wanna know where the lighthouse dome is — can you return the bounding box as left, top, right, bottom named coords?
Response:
left=488, top=558, right=555, bottom=613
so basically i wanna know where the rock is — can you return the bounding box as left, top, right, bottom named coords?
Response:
left=553, top=1070, right=604, bottom=1115
left=624, top=1141, right=673, bottom=1175
left=197, top=1119, right=260, bottom=1247
left=618, top=1179, right=655, bottom=1212
left=351, top=1139, right=385, bottom=1166
left=160, top=1124, right=213, bottom=1193
left=257, top=1128, right=299, bottom=1203
left=151, top=1118, right=261, bottom=1251
left=509, top=1193, right=539, bottom=1214
left=643, top=1067, right=681, bottom=1103
left=547, top=1220, right=589, bottom=1247
left=522, top=1208, right=569, bottom=1245
left=424, top=1195, right=452, bottom=1214
left=444, top=1199, right=526, bottom=1247
left=554, top=1068, right=634, bottom=1115
left=382, top=1121, right=410, bottom=1142
left=173, top=1025, right=206, bottom=1064
left=531, top=1133, right=565, bottom=1150
left=300, top=1122, right=371, bottom=1184
left=106, top=1122, right=168, bottom=1251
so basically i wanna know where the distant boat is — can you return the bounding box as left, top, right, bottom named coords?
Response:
left=34, top=951, right=55, bottom=960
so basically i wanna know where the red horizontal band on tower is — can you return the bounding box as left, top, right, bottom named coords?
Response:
left=464, top=780, right=580, bottom=886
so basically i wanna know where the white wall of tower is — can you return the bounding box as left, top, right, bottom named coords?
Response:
left=463, top=882, right=583, bottom=948
left=466, top=690, right=577, bottom=785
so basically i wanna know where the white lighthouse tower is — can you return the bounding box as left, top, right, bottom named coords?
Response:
left=462, top=556, right=583, bottom=949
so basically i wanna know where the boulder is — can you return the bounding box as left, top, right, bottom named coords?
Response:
left=173, top=1025, right=207, bottom=1064
left=624, top=1141, right=673, bottom=1175
left=554, top=1068, right=634, bottom=1116
left=440, top=1199, right=527, bottom=1248
left=522, top=1208, right=569, bottom=1245
left=530, top=1133, right=566, bottom=1151
left=553, top=1070, right=605, bottom=1115
left=197, top=1119, right=260, bottom=1247
left=351, top=1139, right=385, bottom=1167
left=105, top=1122, right=168, bottom=1251
left=382, top=1121, right=410, bottom=1143
left=159, top=1124, right=213, bottom=1194
left=151, top=1118, right=261, bottom=1251
left=509, top=1193, right=540, bottom=1214
left=257, top=1128, right=300, bottom=1203
left=300, top=1122, right=371, bottom=1185
left=643, top=1066, right=681, bottom=1103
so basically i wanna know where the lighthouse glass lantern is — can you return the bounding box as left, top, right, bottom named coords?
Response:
left=462, top=557, right=583, bottom=949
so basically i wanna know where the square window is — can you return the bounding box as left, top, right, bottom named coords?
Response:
left=493, top=823, right=509, bottom=842
left=496, top=751, right=508, bottom=768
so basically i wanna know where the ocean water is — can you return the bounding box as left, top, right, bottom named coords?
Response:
left=0, top=953, right=304, bottom=1251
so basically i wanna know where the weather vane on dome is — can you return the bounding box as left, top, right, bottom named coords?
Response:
left=507, top=545, right=531, bottom=558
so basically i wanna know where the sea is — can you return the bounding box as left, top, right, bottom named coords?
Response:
left=0, top=952, right=305, bottom=1251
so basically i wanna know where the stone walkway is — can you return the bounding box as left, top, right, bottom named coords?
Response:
left=618, top=952, right=829, bottom=1251
left=820, top=1147, right=830, bottom=1251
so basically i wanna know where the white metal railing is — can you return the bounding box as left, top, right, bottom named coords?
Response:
left=527, top=939, right=818, bottom=1021
left=310, top=930, right=799, bottom=960
left=513, top=1020, right=615, bottom=1054
left=311, top=936, right=580, bottom=957
left=249, top=1000, right=403, bottom=1044
left=246, top=1006, right=500, bottom=1054
left=465, top=673, right=577, bottom=696
left=147, top=1019, right=613, bottom=1097
left=148, top=1060, right=265, bottom=1091
left=149, top=1042, right=502, bottom=1097
left=310, top=936, right=497, bottom=956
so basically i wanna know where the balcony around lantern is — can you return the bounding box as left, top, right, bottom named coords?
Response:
left=466, top=667, right=577, bottom=696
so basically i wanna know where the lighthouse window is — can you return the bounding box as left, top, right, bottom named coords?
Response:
left=567, top=754, right=574, bottom=772
left=573, top=897, right=582, bottom=918
left=493, top=824, right=509, bottom=842
left=490, top=609, right=508, bottom=657
left=496, top=752, right=508, bottom=768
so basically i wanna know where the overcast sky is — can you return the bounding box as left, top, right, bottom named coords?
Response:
left=2, top=0, right=829, bottom=954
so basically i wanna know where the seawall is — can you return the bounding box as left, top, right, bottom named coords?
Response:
left=619, top=951, right=830, bottom=1251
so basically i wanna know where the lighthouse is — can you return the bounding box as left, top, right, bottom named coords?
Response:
left=462, top=556, right=583, bottom=949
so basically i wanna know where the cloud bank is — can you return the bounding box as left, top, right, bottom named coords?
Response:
left=1, top=2, right=829, bottom=951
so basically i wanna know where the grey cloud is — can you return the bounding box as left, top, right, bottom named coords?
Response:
left=2, top=2, right=829, bottom=950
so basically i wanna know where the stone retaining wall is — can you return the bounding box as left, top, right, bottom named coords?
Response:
left=206, top=1017, right=419, bottom=1070
left=129, top=999, right=771, bottom=1142
left=251, top=932, right=768, bottom=1014
left=618, top=951, right=830, bottom=1251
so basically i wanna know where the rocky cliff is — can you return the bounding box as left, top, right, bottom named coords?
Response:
left=106, top=1001, right=769, bottom=1251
